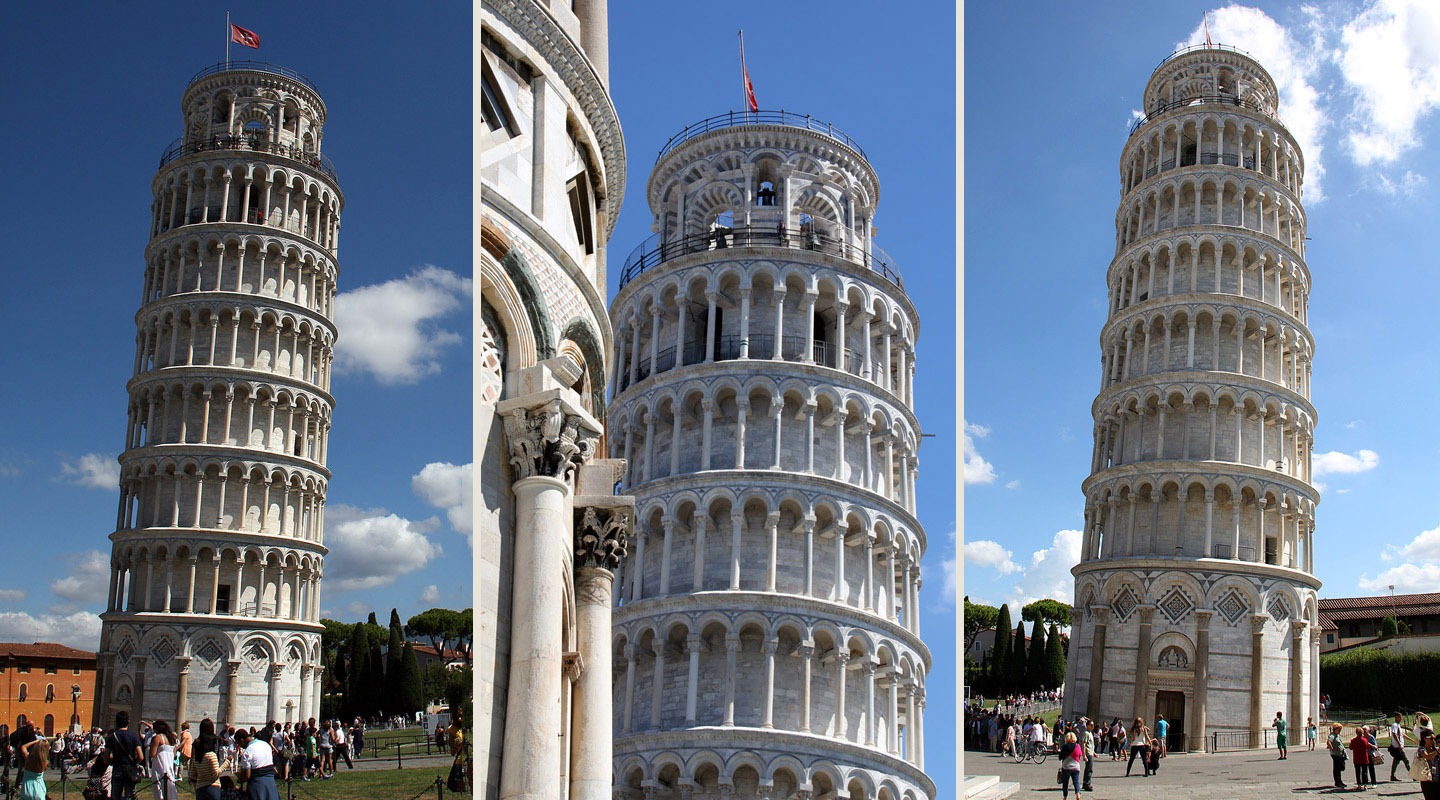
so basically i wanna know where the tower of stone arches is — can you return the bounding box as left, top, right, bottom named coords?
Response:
left=97, top=60, right=341, bottom=731
left=1061, top=44, right=1321, bottom=748
left=607, top=112, right=932, bottom=800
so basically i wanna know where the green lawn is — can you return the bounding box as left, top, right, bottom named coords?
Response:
left=43, top=766, right=459, bottom=800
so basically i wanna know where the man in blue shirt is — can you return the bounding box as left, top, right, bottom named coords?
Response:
left=106, top=711, right=145, bottom=800
left=1156, top=714, right=1170, bottom=757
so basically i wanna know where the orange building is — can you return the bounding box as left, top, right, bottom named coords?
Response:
left=1, top=642, right=101, bottom=735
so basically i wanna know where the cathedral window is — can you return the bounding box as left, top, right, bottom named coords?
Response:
left=482, top=67, right=517, bottom=136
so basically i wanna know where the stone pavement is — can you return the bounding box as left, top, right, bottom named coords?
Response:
left=969, top=745, right=1430, bottom=797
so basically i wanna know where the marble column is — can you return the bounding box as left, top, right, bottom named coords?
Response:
left=174, top=657, right=191, bottom=727
left=1250, top=614, right=1266, bottom=744
left=1086, top=609, right=1109, bottom=718
left=1193, top=610, right=1211, bottom=751
left=570, top=503, right=630, bottom=800
left=1133, top=605, right=1154, bottom=720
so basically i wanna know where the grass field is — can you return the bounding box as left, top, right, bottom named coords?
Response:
left=38, top=766, right=457, bottom=800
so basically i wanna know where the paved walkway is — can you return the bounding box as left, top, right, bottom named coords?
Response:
left=971, top=745, right=1430, bottom=797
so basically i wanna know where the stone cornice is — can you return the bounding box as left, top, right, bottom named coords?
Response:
left=613, top=727, right=934, bottom=797
left=1091, top=368, right=1316, bottom=423
left=145, top=226, right=339, bottom=278
left=108, top=528, right=329, bottom=558
left=128, top=365, right=336, bottom=409
left=1119, top=158, right=1304, bottom=219
left=99, top=610, right=325, bottom=633
left=154, top=148, right=343, bottom=203
left=118, top=443, right=332, bottom=483
left=1081, top=458, right=1319, bottom=506
left=625, top=469, right=926, bottom=554
left=136, top=290, right=340, bottom=341
left=484, top=0, right=625, bottom=241
left=1100, top=292, right=1313, bottom=354
left=1071, top=557, right=1323, bottom=592
left=612, top=588, right=931, bottom=669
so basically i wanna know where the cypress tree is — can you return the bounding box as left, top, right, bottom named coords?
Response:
left=1010, top=620, right=1027, bottom=692
left=347, top=623, right=370, bottom=718
left=1045, top=622, right=1066, bottom=689
left=368, top=633, right=387, bottom=715
left=387, top=609, right=405, bottom=712
left=991, top=604, right=1012, bottom=692
left=1027, top=620, right=1047, bottom=691
left=395, top=641, right=425, bottom=714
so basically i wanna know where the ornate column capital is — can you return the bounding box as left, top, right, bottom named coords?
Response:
left=1251, top=614, right=1269, bottom=634
left=574, top=505, right=630, bottom=573
left=498, top=392, right=602, bottom=482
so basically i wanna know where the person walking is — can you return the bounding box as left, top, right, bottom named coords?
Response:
left=106, top=711, right=145, bottom=800
left=317, top=721, right=333, bottom=778
left=1081, top=719, right=1096, bottom=792
left=332, top=721, right=352, bottom=769
left=1155, top=714, right=1168, bottom=757
left=1351, top=726, right=1375, bottom=789
left=1126, top=717, right=1151, bottom=777
left=188, top=720, right=226, bottom=800
left=1328, top=722, right=1349, bottom=789
left=1058, top=732, right=1083, bottom=798
left=1274, top=711, right=1288, bottom=759
left=1307, top=716, right=1317, bottom=751
left=147, top=720, right=178, bottom=800
left=1109, top=719, right=1123, bottom=760
left=1392, top=713, right=1415, bottom=781
left=177, top=723, right=192, bottom=774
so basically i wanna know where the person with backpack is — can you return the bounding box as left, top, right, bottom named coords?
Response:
left=106, top=712, right=145, bottom=800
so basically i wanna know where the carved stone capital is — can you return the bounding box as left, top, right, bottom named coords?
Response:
left=1251, top=613, right=1269, bottom=634
left=562, top=651, right=583, bottom=682
left=574, top=504, right=630, bottom=572
left=498, top=390, right=601, bottom=483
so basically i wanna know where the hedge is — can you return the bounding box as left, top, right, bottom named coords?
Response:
left=1320, top=646, right=1440, bottom=708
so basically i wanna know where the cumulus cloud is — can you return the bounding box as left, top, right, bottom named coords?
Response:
left=1179, top=6, right=1330, bottom=197
left=412, top=462, right=473, bottom=541
left=334, top=266, right=471, bottom=384
left=963, top=421, right=998, bottom=485
left=965, top=540, right=1020, bottom=576
left=49, top=550, right=111, bottom=605
left=1008, top=529, right=1085, bottom=611
left=1312, top=448, right=1380, bottom=476
left=1005, top=480, right=1021, bottom=490
left=1370, top=169, right=1428, bottom=196
left=60, top=454, right=118, bottom=490
left=1337, top=0, right=1440, bottom=166
left=0, top=589, right=26, bottom=603
left=420, top=585, right=441, bottom=604
left=324, top=505, right=443, bottom=591
left=0, top=611, right=103, bottom=651
left=1360, top=562, right=1440, bottom=593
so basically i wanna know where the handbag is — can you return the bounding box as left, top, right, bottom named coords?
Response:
left=1056, top=768, right=1066, bottom=786
left=1412, top=756, right=1432, bottom=782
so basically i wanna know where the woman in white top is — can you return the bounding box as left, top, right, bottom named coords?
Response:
left=147, top=719, right=178, bottom=800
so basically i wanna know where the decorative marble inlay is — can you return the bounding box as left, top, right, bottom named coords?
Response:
left=1268, top=593, right=1292, bottom=623
left=243, top=642, right=269, bottom=673
left=1216, top=588, right=1250, bottom=626
left=116, top=639, right=135, bottom=666
left=195, top=639, right=225, bottom=666
left=1112, top=586, right=1139, bottom=622
left=481, top=301, right=506, bottom=405
left=150, top=637, right=177, bottom=668
left=1157, top=587, right=1195, bottom=624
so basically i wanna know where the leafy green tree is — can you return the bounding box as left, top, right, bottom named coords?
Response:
left=1027, top=620, right=1048, bottom=690
left=1045, top=622, right=1066, bottom=689
left=445, top=666, right=473, bottom=728
left=407, top=608, right=463, bottom=656
left=991, top=604, right=1012, bottom=692
left=964, top=597, right=1000, bottom=652
left=1022, top=599, right=1073, bottom=628
left=421, top=662, right=451, bottom=704
left=457, top=608, right=474, bottom=664
left=1381, top=616, right=1399, bottom=638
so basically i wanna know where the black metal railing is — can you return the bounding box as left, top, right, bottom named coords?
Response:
left=616, top=334, right=866, bottom=392
left=619, top=225, right=903, bottom=291
left=159, top=134, right=338, bottom=181
left=1130, top=93, right=1281, bottom=137
left=1154, top=43, right=1261, bottom=70
left=188, top=60, right=323, bottom=96
left=1208, top=729, right=1275, bottom=752
left=658, top=109, right=866, bottom=160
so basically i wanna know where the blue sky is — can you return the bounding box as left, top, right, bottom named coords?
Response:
left=965, top=0, right=1440, bottom=631
left=608, top=1, right=957, bottom=787
left=0, top=4, right=472, bottom=646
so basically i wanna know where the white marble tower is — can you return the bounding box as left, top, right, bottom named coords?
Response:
left=1062, top=44, right=1321, bottom=750
left=98, top=60, right=341, bottom=731
left=608, top=112, right=933, bottom=799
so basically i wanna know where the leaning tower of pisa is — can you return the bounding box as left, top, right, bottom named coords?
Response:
left=1062, top=45, right=1321, bottom=749
left=607, top=111, right=932, bottom=800
left=97, top=60, right=341, bottom=730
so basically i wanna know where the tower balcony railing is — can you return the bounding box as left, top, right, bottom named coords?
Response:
left=657, top=109, right=867, bottom=161
left=159, top=134, right=338, bottom=181
left=188, top=60, right=322, bottom=97
left=1129, top=93, right=1284, bottom=137
left=618, top=334, right=864, bottom=393
left=619, top=225, right=904, bottom=292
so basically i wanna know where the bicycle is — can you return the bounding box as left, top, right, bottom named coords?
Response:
left=1013, top=739, right=1049, bottom=764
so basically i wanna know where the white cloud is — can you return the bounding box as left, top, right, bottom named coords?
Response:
left=935, top=527, right=958, bottom=608
left=334, top=266, right=471, bottom=384
left=1008, top=529, right=1085, bottom=610
left=1371, top=169, right=1428, bottom=196
left=420, top=585, right=441, bottom=604
left=0, top=611, right=103, bottom=651
left=963, top=421, right=998, bottom=485
left=1005, top=480, right=1021, bottom=490
left=60, top=454, right=118, bottom=490
left=1337, top=0, right=1440, bottom=166
left=1313, top=448, right=1380, bottom=476
left=965, top=540, right=1020, bottom=576
left=1360, top=562, right=1440, bottom=593
left=1179, top=6, right=1330, bottom=197
left=411, top=462, right=473, bottom=541
left=49, top=550, right=110, bottom=604
left=324, top=505, right=443, bottom=591
left=1346, top=420, right=1363, bottom=429
left=0, top=589, right=26, bottom=602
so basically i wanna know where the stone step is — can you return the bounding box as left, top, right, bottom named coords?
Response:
left=963, top=776, right=1020, bottom=800
left=962, top=775, right=999, bottom=796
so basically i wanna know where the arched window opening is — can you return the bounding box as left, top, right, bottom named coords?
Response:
left=756, top=180, right=776, bottom=206
left=17, top=683, right=27, bottom=701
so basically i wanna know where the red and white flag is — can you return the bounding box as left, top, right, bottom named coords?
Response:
left=1203, top=13, right=1212, bottom=47
left=231, top=23, right=260, bottom=49
left=740, top=30, right=758, bottom=113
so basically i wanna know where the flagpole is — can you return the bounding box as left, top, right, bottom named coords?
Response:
left=226, top=11, right=231, bottom=66
left=739, top=29, right=747, bottom=119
